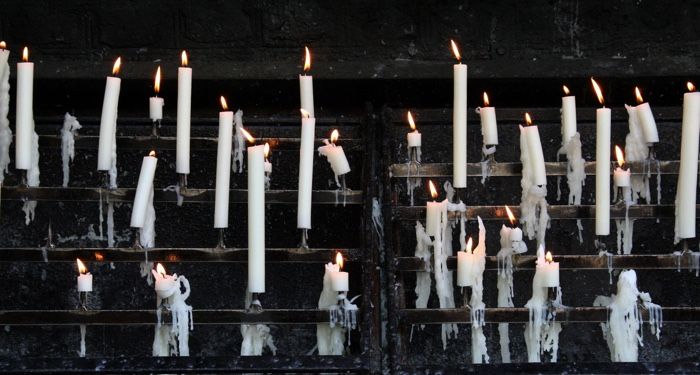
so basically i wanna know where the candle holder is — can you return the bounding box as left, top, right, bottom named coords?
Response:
left=151, top=119, right=161, bottom=138
left=408, top=146, right=421, bottom=165
left=460, top=286, right=472, bottom=309
left=132, top=228, right=143, bottom=250
left=595, top=235, right=607, bottom=253
left=247, top=292, right=263, bottom=313
left=100, top=171, right=112, bottom=190
left=45, top=221, right=55, bottom=249
left=480, top=145, right=497, bottom=183
left=298, top=228, right=310, bottom=251
left=329, top=291, right=359, bottom=331
left=178, top=173, right=188, bottom=190
left=19, top=169, right=28, bottom=187
left=646, top=143, right=657, bottom=161
left=216, top=229, right=226, bottom=249
left=78, top=291, right=89, bottom=311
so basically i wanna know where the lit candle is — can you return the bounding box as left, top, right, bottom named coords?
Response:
left=244, top=128, right=266, bottom=294
left=130, top=151, right=158, bottom=228
left=0, top=41, right=8, bottom=79
left=675, top=82, right=700, bottom=240
left=297, top=108, right=315, bottom=229
left=613, top=146, right=631, bottom=188
left=634, top=87, right=659, bottom=144
left=76, top=258, right=93, bottom=292
left=264, top=143, right=272, bottom=174
left=97, top=57, right=122, bottom=172
left=457, top=237, right=475, bottom=287
left=406, top=110, right=422, bottom=148
left=505, top=205, right=523, bottom=243
left=176, top=51, right=192, bottom=175
left=299, top=47, right=314, bottom=117
left=478, top=92, right=498, bottom=146
left=561, top=85, right=577, bottom=145
left=148, top=66, right=164, bottom=121
left=330, top=252, right=349, bottom=292
left=152, top=263, right=177, bottom=298
left=537, top=250, right=559, bottom=287
left=451, top=40, right=467, bottom=188
left=15, top=47, right=34, bottom=170
left=425, top=180, right=441, bottom=237
left=592, top=78, right=611, bottom=236
left=318, top=129, right=351, bottom=180
left=522, top=113, right=547, bottom=186
left=214, top=97, right=233, bottom=229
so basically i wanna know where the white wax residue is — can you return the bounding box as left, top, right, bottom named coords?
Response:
left=22, top=131, right=40, bottom=225
left=480, top=145, right=497, bottom=184
left=406, top=163, right=421, bottom=207
left=0, top=58, right=11, bottom=184
left=107, top=199, right=115, bottom=247
left=108, top=120, right=118, bottom=189
left=561, top=133, right=585, bottom=242
left=241, top=290, right=277, bottom=356
left=691, top=251, right=700, bottom=277
left=496, top=224, right=528, bottom=363
left=615, top=199, right=635, bottom=254
left=78, top=324, right=87, bottom=358
left=162, top=185, right=184, bottom=207
left=317, top=263, right=346, bottom=355
left=520, top=128, right=550, bottom=247
left=232, top=110, right=245, bottom=173
left=153, top=274, right=193, bottom=357
left=624, top=105, right=652, bottom=203
left=468, top=217, right=489, bottom=364
left=139, top=188, right=156, bottom=248
left=61, top=113, right=81, bottom=187
left=414, top=222, right=432, bottom=320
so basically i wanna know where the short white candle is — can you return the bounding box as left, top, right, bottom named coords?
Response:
left=130, top=151, right=158, bottom=228
left=613, top=146, right=631, bottom=188
left=451, top=40, right=467, bottom=188
left=15, top=47, right=34, bottom=170
left=318, top=129, right=351, bottom=177
left=263, top=143, right=272, bottom=174
left=153, top=263, right=177, bottom=297
left=425, top=180, right=441, bottom=237
left=522, top=113, right=547, bottom=186
left=214, top=97, right=233, bottom=229
left=176, top=51, right=192, bottom=174
left=406, top=111, right=422, bottom=147
left=676, top=82, right=700, bottom=240
left=330, top=253, right=349, bottom=292
left=0, top=42, right=8, bottom=80
left=247, top=137, right=266, bottom=294
left=505, top=205, right=523, bottom=243
left=479, top=92, right=498, bottom=146
left=76, top=258, right=93, bottom=292
left=97, top=58, right=122, bottom=172
left=297, top=109, right=315, bottom=229
left=537, top=250, right=559, bottom=288
left=457, top=237, right=475, bottom=287
left=592, top=78, right=611, bottom=236
left=149, top=66, right=164, bottom=121
left=299, top=47, right=315, bottom=117
left=634, top=87, right=659, bottom=144
left=561, top=85, right=577, bottom=145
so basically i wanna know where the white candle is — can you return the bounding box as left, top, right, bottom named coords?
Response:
left=176, top=51, right=192, bottom=174
left=248, top=140, right=266, bottom=294
left=592, top=78, right=611, bottom=236
left=97, top=58, right=122, bottom=172
left=149, top=66, right=163, bottom=121
left=297, top=109, right=315, bottom=229
left=457, top=237, right=475, bottom=287
left=130, top=151, right=158, bottom=228
left=634, top=87, right=659, bottom=144
left=425, top=180, right=441, bottom=237
left=522, top=113, right=547, bottom=186
left=676, top=82, right=700, bottom=240
left=299, top=47, right=315, bottom=117
left=318, top=130, right=351, bottom=177
left=478, top=92, right=498, bottom=146
left=330, top=253, right=349, bottom=292
left=561, top=85, right=577, bottom=145
left=537, top=250, right=559, bottom=287
left=214, top=97, right=233, bottom=229
left=76, top=258, right=93, bottom=292
left=0, top=42, right=8, bottom=80
left=406, top=110, right=422, bottom=147
left=505, top=205, right=523, bottom=243
left=451, top=40, right=467, bottom=188
left=152, top=263, right=177, bottom=297
left=613, top=146, right=631, bottom=188
left=264, top=143, right=272, bottom=174
left=15, top=47, right=34, bottom=170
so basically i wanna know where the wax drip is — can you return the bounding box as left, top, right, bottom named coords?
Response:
left=557, top=133, right=585, bottom=243
left=78, top=324, right=86, bottom=358
left=413, top=221, right=432, bottom=332
left=152, top=272, right=193, bottom=357
left=108, top=115, right=118, bottom=189
left=0, top=58, right=11, bottom=185
left=106, top=198, right=115, bottom=248
left=241, top=290, right=276, bottom=356
left=162, top=184, right=184, bottom=207
left=317, top=263, right=346, bottom=355
left=614, top=197, right=635, bottom=254
left=624, top=105, right=657, bottom=204
left=496, top=224, right=528, bottom=362
left=691, top=251, right=700, bottom=277
left=22, top=130, right=40, bottom=225
left=519, top=126, right=550, bottom=248
left=468, top=217, right=489, bottom=363
left=61, top=113, right=81, bottom=187
left=232, top=110, right=245, bottom=173
left=480, top=145, right=496, bottom=184
left=406, top=160, right=421, bottom=207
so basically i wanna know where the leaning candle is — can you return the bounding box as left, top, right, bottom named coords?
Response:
left=130, top=151, right=158, bottom=228
left=457, top=237, right=475, bottom=287
left=297, top=109, right=315, bottom=229
left=536, top=251, right=559, bottom=287
left=592, top=78, right=611, bottom=236
left=425, top=180, right=441, bottom=237
left=406, top=111, right=422, bottom=148
left=76, top=258, right=93, bottom=292
left=522, top=113, right=546, bottom=186
left=613, top=146, right=631, bottom=188
left=451, top=40, right=467, bottom=188
left=149, top=66, right=163, bottom=122
left=478, top=92, right=498, bottom=146
left=176, top=51, right=192, bottom=175
left=634, top=87, right=659, bottom=144
left=561, top=85, right=577, bottom=145
left=318, top=129, right=351, bottom=181
left=299, top=47, right=315, bottom=117
left=330, top=252, right=349, bottom=292
left=675, top=82, right=700, bottom=240
left=245, top=128, right=266, bottom=294
left=214, top=97, right=233, bottom=229
left=97, top=57, right=122, bottom=172
left=15, top=47, right=34, bottom=170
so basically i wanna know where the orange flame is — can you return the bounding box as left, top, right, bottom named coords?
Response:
left=112, top=57, right=121, bottom=75
left=156, top=263, right=166, bottom=277
left=505, top=205, right=516, bottom=225
left=149, top=150, right=156, bottom=157
left=428, top=180, right=438, bottom=199
left=76, top=258, right=88, bottom=274
left=303, top=46, right=311, bottom=72
left=22, top=47, right=28, bottom=62
left=154, top=66, right=161, bottom=94
left=545, top=251, right=553, bottom=263
left=524, top=113, right=533, bottom=126
left=240, top=127, right=255, bottom=143
left=335, top=252, right=344, bottom=270
left=635, top=86, right=643, bottom=104
left=465, top=237, right=473, bottom=253
left=591, top=77, right=604, bottom=105
left=483, top=92, right=490, bottom=107
left=264, top=142, right=270, bottom=158
left=300, top=108, right=311, bottom=118
left=450, top=39, right=461, bottom=62
left=94, top=252, right=104, bottom=261
left=563, top=85, right=570, bottom=95
left=0, top=41, right=6, bottom=50
left=181, top=50, right=188, bottom=67
left=330, top=129, right=339, bottom=144
left=615, top=145, right=625, bottom=167
left=688, top=82, right=696, bottom=92
left=220, top=96, right=228, bottom=111
left=407, top=111, right=416, bottom=131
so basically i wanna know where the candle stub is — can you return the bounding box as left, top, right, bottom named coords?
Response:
left=76, top=259, right=93, bottom=292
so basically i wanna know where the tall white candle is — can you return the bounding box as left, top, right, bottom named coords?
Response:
left=634, top=87, right=659, bottom=144
left=97, top=58, right=122, bottom=172
left=130, top=151, right=158, bottom=228
left=456, top=237, right=475, bottom=287
left=176, top=51, right=192, bottom=174
left=406, top=111, right=422, bottom=147
left=248, top=141, right=266, bottom=293
left=478, top=92, right=498, bottom=146
left=330, top=252, right=349, bottom=292
left=425, top=180, right=441, bottom=236
left=561, top=85, right=577, bottom=145
left=214, top=97, right=233, bottom=229
left=149, top=66, right=163, bottom=121
left=613, top=146, right=631, bottom=188
left=299, top=47, right=315, bottom=117
left=297, top=109, right=315, bottom=229
left=15, top=47, right=34, bottom=170
left=592, top=78, right=611, bottom=236
left=522, top=113, right=547, bottom=186
left=676, top=82, right=700, bottom=240
left=76, top=258, right=93, bottom=292
left=451, top=40, right=467, bottom=188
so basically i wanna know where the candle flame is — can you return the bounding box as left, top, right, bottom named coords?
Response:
left=335, top=252, right=344, bottom=270
left=154, top=66, right=161, bottom=94
left=112, top=57, right=122, bottom=76
left=330, top=129, right=339, bottom=144
left=635, top=86, right=644, bottom=104
left=300, top=108, right=311, bottom=118
left=220, top=96, right=228, bottom=111
left=428, top=180, right=438, bottom=199
left=615, top=145, right=625, bottom=167
left=264, top=142, right=270, bottom=158
left=22, top=47, right=28, bottom=62
left=562, top=85, right=570, bottom=95
left=688, top=82, right=696, bottom=92
left=545, top=251, right=553, bottom=263
left=505, top=205, right=516, bottom=225
left=240, top=127, right=255, bottom=143
left=465, top=237, right=473, bottom=253
left=0, top=41, right=6, bottom=50
left=303, top=46, right=311, bottom=72
left=450, top=39, right=461, bottom=62
left=149, top=150, right=156, bottom=157
left=94, top=252, right=104, bottom=261
left=181, top=50, right=188, bottom=67
left=524, top=113, right=532, bottom=126
left=407, top=111, right=416, bottom=131
left=591, top=77, right=604, bottom=105
left=76, top=258, right=88, bottom=274
left=156, top=263, right=166, bottom=277
left=483, top=92, right=490, bottom=107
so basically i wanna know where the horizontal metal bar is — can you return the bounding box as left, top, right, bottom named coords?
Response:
left=390, top=160, right=682, bottom=178
left=0, top=309, right=333, bottom=326
left=0, top=247, right=359, bottom=263
left=396, top=362, right=700, bottom=374
left=399, top=307, right=700, bottom=324
left=36, top=114, right=365, bottom=126
left=0, top=186, right=362, bottom=205
left=396, top=254, right=695, bottom=271
left=392, top=204, right=687, bottom=220
left=0, top=356, right=369, bottom=374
